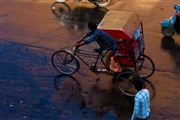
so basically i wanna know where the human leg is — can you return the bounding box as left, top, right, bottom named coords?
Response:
left=103, top=51, right=113, bottom=66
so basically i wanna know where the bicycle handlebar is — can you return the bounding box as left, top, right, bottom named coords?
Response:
left=74, top=34, right=89, bottom=49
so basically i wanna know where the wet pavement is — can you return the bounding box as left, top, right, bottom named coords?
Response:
left=0, top=0, right=180, bottom=120
left=0, top=40, right=54, bottom=119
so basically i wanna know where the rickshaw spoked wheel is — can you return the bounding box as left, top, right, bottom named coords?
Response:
left=138, top=54, right=155, bottom=78
left=141, top=78, right=156, bottom=100
left=114, top=71, right=156, bottom=100
left=114, top=70, right=141, bottom=97
left=51, top=50, right=80, bottom=75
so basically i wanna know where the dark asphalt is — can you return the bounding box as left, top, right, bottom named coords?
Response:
left=0, top=0, right=180, bottom=120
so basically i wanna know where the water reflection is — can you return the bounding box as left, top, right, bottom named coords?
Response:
left=53, top=74, right=83, bottom=108
left=87, top=85, right=134, bottom=119
left=0, top=40, right=56, bottom=119
left=51, top=2, right=108, bottom=32
left=53, top=74, right=87, bottom=119
left=53, top=75, right=134, bottom=119
left=161, top=36, right=180, bottom=68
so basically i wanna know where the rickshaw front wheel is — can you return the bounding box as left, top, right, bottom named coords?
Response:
left=138, top=54, right=155, bottom=78
left=161, top=27, right=175, bottom=37
left=51, top=50, right=80, bottom=75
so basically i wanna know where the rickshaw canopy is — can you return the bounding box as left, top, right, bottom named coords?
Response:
left=98, top=11, right=141, bottom=40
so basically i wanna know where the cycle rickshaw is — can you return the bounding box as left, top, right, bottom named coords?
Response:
left=51, top=11, right=155, bottom=98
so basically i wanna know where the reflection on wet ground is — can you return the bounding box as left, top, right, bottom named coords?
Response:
left=161, top=36, right=180, bottom=68
left=53, top=75, right=89, bottom=120
left=1, top=0, right=180, bottom=119
left=0, top=39, right=56, bottom=119
left=51, top=2, right=108, bottom=32
left=53, top=74, right=134, bottom=120
left=0, top=39, right=133, bottom=119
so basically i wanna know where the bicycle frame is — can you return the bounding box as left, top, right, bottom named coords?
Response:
left=71, top=45, right=142, bottom=74
left=71, top=46, right=107, bottom=72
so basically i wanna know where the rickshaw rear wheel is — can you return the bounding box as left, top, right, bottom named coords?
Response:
left=161, top=27, right=175, bottom=37
left=138, top=54, right=155, bottom=78
left=114, top=70, right=141, bottom=97
left=114, top=71, right=156, bottom=100
left=142, top=78, right=156, bottom=100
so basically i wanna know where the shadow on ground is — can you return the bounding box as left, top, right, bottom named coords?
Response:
left=53, top=74, right=134, bottom=120
left=161, top=36, right=180, bottom=68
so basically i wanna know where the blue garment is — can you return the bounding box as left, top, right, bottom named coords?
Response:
left=84, top=29, right=118, bottom=53
left=131, top=89, right=150, bottom=120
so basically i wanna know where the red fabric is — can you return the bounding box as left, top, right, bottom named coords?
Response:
left=115, top=40, right=135, bottom=67
left=114, top=38, right=145, bottom=67
left=101, top=29, right=132, bottom=40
